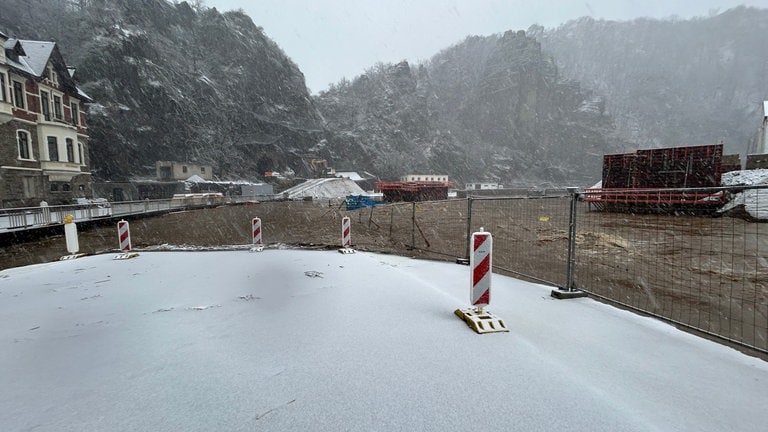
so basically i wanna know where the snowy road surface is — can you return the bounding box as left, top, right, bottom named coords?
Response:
left=1, top=249, right=766, bottom=431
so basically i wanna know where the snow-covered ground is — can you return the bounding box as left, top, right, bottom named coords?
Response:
left=1, top=249, right=766, bottom=431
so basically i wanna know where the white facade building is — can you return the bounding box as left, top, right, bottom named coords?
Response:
left=400, top=174, right=449, bottom=182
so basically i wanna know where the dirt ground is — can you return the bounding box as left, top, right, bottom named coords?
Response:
left=1, top=199, right=766, bottom=357
left=0, top=201, right=423, bottom=270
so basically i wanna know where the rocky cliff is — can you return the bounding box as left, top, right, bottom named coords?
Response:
left=315, top=31, right=628, bottom=186
left=2, top=0, right=325, bottom=180
left=533, top=6, right=768, bottom=156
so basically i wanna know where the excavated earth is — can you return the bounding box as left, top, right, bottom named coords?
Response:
left=1, top=199, right=766, bottom=357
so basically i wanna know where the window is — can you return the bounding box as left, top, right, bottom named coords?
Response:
left=201, top=167, right=206, bottom=174
left=12, top=80, right=24, bottom=109
left=62, top=183, right=71, bottom=192
left=71, top=102, right=79, bottom=126
left=53, top=95, right=62, bottom=120
left=0, top=73, right=6, bottom=102
left=50, top=183, right=59, bottom=192
left=40, top=91, right=51, bottom=121
left=182, top=166, right=188, bottom=173
left=17, top=130, right=32, bottom=160
left=47, top=137, right=59, bottom=161
left=22, top=177, right=36, bottom=198
left=43, top=66, right=58, bottom=86
left=66, top=138, right=75, bottom=162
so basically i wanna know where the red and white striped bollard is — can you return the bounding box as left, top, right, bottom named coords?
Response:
left=470, top=228, right=492, bottom=311
left=117, top=220, right=131, bottom=251
left=341, top=216, right=351, bottom=249
left=453, top=227, right=507, bottom=333
left=251, top=217, right=263, bottom=252
left=252, top=217, right=262, bottom=245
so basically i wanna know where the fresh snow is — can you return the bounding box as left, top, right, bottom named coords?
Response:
left=280, top=178, right=367, bottom=200
left=720, top=169, right=768, bottom=219
left=0, top=249, right=766, bottom=431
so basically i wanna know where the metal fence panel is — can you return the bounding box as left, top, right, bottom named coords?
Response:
left=577, top=187, right=768, bottom=353
left=407, top=200, right=468, bottom=258
left=469, top=196, right=570, bottom=287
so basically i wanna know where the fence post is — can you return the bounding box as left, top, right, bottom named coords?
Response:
left=411, top=201, right=416, bottom=248
left=551, top=187, right=588, bottom=299
left=465, top=196, right=473, bottom=260
left=566, top=187, right=578, bottom=291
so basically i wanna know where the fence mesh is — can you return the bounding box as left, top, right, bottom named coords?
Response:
left=252, top=193, right=767, bottom=354
left=576, top=188, right=768, bottom=352
left=469, top=196, right=570, bottom=287
left=376, top=190, right=767, bottom=354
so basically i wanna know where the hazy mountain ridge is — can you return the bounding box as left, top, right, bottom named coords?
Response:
left=2, top=1, right=765, bottom=187
left=316, top=31, right=627, bottom=185
left=533, top=6, right=768, bottom=155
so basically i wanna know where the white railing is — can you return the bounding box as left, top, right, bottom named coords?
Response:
left=0, top=197, right=221, bottom=232
left=0, top=193, right=280, bottom=233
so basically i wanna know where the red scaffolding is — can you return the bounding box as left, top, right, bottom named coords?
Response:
left=587, top=144, right=727, bottom=214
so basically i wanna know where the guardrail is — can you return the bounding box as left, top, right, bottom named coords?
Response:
left=0, top=194, right=244, bottom=232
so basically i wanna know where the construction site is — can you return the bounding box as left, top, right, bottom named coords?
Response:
left=584, top=143, right=739, bottom=213
left=374, top=180, right=454, bottom=202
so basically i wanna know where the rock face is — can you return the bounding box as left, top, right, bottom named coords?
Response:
left=317, top=32, right=627, bottom=186
left=315, top=31, right=628, bottom=186
left=533, top=6, right=768, bottom=156
left=2, top=0, right=326, bottom=181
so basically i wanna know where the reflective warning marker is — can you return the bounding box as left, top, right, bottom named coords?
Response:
left=118, top=220, right=131, bottom=251
left=114, top=220, right=139, bottom=260
left=339, top=216, right=355, bottom=253
left=455, top=228, right=508, bottom=333
left=471, top=230, right=492, bottom=308
left=342, top=216, right=351, bottom=247
left=250, top=217, right=264, bottom=252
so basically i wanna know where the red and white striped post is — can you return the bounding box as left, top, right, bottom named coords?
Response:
left=252, top=217, right=262, bottom=246
left=470, top=228, right=492, bottom=311
left=341, top=216, right=351, bottom=249
left=455, top=228, right=506, bottom=333
left=250, top=217, right=264, bottom=252
left=117, top=220, right=131, bottom=251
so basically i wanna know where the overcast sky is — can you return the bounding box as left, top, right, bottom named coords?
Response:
left=204, top=0, right=768, bottom=93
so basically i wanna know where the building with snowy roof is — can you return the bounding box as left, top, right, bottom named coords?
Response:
left=0, top=32, right=93, bottom=207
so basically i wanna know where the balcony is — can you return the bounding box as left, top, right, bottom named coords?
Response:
left=41, top=161, right=83, bottom=181
left=37, top=116, right=76, bottom=131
